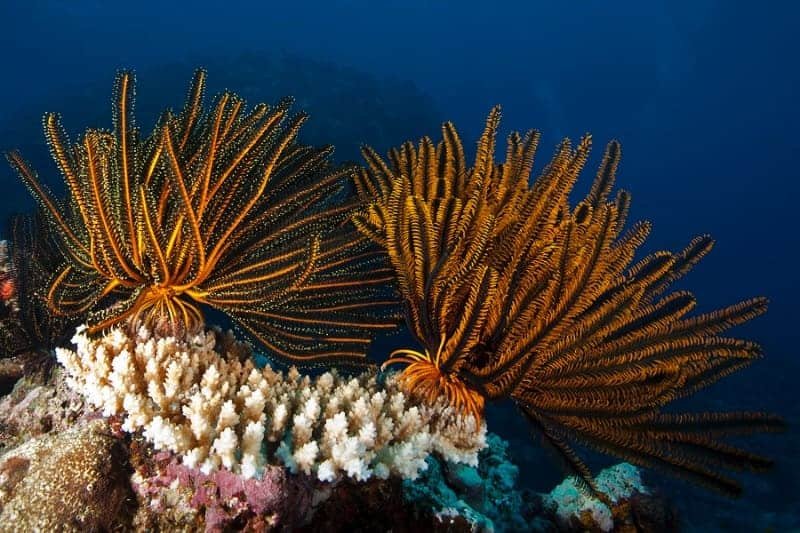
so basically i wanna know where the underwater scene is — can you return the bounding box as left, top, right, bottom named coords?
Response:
left=0, top=1, right=797, bottom=531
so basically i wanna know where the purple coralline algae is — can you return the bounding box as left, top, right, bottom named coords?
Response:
left=131, top=449, right=313, bottom=531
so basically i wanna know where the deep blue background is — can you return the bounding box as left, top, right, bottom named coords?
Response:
left=1, top=1, right=797, bottom=530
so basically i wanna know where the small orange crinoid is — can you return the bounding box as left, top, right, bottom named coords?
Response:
left=0, top=274, right=14, bottom=302
left=382, top=346, right=485, bottom=421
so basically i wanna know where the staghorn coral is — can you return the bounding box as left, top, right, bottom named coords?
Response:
left=7, top=69, right=398, bottom=363
left=354, top=107, right=783, bottom=496
left=55, top=324, right=486, bottom=482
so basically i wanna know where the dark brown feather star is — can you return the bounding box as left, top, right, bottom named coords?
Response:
left=354, top=106, right=783, bottom=496
left=0, top=213, right=78, bottom=359
left=7, top=70, right=399, bottom=364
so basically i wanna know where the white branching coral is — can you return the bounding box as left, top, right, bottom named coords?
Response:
left=56, top=325, right=486, bottom=482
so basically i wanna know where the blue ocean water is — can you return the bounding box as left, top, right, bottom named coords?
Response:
left=0, top=1, right=797, bottom=530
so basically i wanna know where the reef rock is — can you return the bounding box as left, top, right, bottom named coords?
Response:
left=0, top=419, right=133, bottom=531
left=0, top=366, right=86, bottom=452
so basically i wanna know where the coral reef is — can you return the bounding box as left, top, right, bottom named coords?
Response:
left=404, top=433, right=538, bottom=532
left=0, top=348, right=680, bottom=531
left=131, top=449, right=310, bottom=530
left=404, top=432, right=678, bottom=533
left=355, top=107, right=783, bottom=496
left=0, top=366, right=86, bottom=451
left=542, top=461, right=681, bottom=532
left=0, top=63, right=783, bottom=528
left=0, top=419, right=133, bottom=531
left=56, top=324, right=486, bottom=481
left=545, top=463, right=646, bottom=531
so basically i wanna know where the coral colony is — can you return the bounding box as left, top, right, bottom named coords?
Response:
left=0, top=70, right=783, bottom=529
left=57, top=325, right=484, bottom=481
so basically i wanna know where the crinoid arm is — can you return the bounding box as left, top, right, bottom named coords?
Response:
left=0, top=213, right=79, bottom=357
left=7, top=69, right=400, bottom=364
left=355, top=106, right=783, bottom=497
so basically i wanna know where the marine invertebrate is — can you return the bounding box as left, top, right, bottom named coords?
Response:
left=354, top=107, right=783, bottom=496
left=0, top=241, right=15, bottom=318
left=0, top=214, right=78, bottom=359
left=0, top=240, right=18, bottom=361
left=404, top=433, right=531, bottom=533
left=0, top=274, right=14, bottom=303
left=7, top=70, right=397, bottom=362
left=56, top=324, right=485, bottom=480
left=545, top=463, right=648, bottom=532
